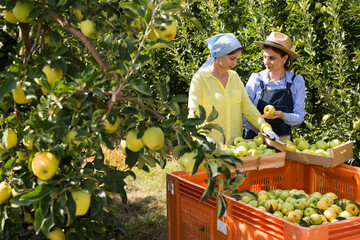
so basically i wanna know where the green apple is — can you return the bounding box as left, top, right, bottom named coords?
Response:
left=235, top=146, right=249, bottom=157
left=264, top=199, right=278, bottom=212
left=233, top=136, right=245, bottom=145
left=248, top=200, right=259, bottom=207
left=241, top=195, right=253, bottom=204
left=302, top=149, right=315, bottom=155
left=315, top=140, right=328, bottom=150
left=329, top=204, right=342, bottom=214
left=315, top=149, right=327, bottom=156
left=297, top=140, right=310, bottom=150
left=279, top=190, right=290, bottom=201
left=286, top=211, right=301, bottom=224
left=154, top=18, right=177, bottom=41
left=42, top=65, right=63, bottom=87
left=345, top=203, right=359, bottom=216
left=263, top=149, right=275, bottom=154
left=339, top=210, right=353, bottom=219
left=329, top=139, right=342, bottom=148
left=304, top=207, right=316, bottom=217
left=310, top=213, right=323, bottom=225
left=258, top=206, right=266, bottom=211
left=236, top=141, right=248, bottom=149
left=315, top=2, right=323, bottom=9
left=3, top=10, right=19, bottom=24
left=316, top=199, right=329, bottom=210
left=0, top=182, right=12, bottom=204
left=323, top=208, right=337, bottom=221
left=247, top=141, right=257, bottom=150
left=12, top=1, right=33, bottom=23
left=178, top=150, right=197, bottom=173
left=125, top=129, right=145, bottom=152
left=286, top=144, right=297, bottom=152
left=294, top=137, right=306, bottom=145
left=75, top=8, right=83, bottom=21
left=273, top=211, right=283, bottom=218
left=80, top=19, right=96, bottom=38
left=307, top=196, right=318, bottom=207
left=310, top=192, right=322, bottom=200
left=280, top=202, right=294, bottom=215
left=142, top=127, right=165, bottom=150
left=263, top=105, right=275, bottom=115
left=252, top=136, right=264, bottom=146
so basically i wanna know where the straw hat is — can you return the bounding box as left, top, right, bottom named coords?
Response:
left=254, top=32, right=299, bottom=59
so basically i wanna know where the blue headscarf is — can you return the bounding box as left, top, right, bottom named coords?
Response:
left=197, top=33, right=242, bottom=72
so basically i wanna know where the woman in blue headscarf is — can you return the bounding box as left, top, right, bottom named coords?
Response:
left=188, top=33, right=278, bottom=144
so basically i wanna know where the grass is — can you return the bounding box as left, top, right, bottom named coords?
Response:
left=103, top=146, right=181, bottom=240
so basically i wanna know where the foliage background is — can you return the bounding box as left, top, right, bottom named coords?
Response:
left=149, top=0, right=360, bottom=164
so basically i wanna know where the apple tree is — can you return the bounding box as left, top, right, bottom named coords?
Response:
left=0, top=0, right=247, bottom=239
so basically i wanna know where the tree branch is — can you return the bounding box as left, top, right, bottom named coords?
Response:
left=51, top=11, right=107, bottom=71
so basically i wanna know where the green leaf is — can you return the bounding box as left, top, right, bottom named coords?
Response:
left=0, top=76, right=16, bottom=102
left=217, top=195, right=228, bottom=218
left=200, top=176, right=216, bottom=202
left=146, top=40, right=172, bottom=49
left=93, top=150, right=104, bottom=170
left=65, top=191, right=76, bottom=226
left=121, top=2, right=145, bottom=17
left=180, top=12, right=204, bottom=32
left=20, top=184, right=56, bottom=202
left=129, top=78, right=152, bottom=96
left=206, top=107, right=218, bottom=122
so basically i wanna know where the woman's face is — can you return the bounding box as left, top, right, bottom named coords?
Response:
left=263, top=48, right=288, bottom=73
left=216, top=51, right=242, bottom=71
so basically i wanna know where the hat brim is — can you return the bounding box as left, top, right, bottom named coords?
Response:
left=254, top=41, right=299, bottom=59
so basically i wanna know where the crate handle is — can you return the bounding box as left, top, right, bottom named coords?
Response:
left=340, top=149, right=347, bottom=155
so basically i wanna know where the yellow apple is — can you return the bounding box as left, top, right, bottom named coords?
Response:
left=263, top=105, right=275, bottom=115
left=71, top=189, right=91, bottom=216
left=125, top=129, right=145, bottom=152
left=12, top=83, right=34, bottom=104
left=179, top=150, right=197, bottom=173
left=74, top=8, right=83, bottom=21
left=345, top=203, right=359, bottom=216
left=154, top=18, right=177, bottom=41
left=142, top=127, right=165, bottom=150
left=235, top=145, right=249, bottom=157
left=353, top=119, right=360, bottom=130
left=42, top=65, right=63, bottom=87
left=120, top=139, right=127, bottom=156
left=23, top=136, right=34, bottom=150
left=80, top=19, right=96, bottom=38
left=148, top=27, right=159, bottom=40
left=323, top=208, right=337, bottom=221
left=0, top=182, right=12, bottom=204
left=12, top=1, right=33, bottom=23
left=3, top=10, right=19, bottom=24
left=104, top=116, right=121, bottom=133
left=32, top=152, right=59, bottom=181
left=310, top=213, right=323, bottom=225
left=46, top=227, right=65, bottom=240
left=2, top=128, right=18, bottom=149
left=286, top=144, right=297, bottom=152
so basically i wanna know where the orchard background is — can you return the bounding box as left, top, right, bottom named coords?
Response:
left=0, top=0, right=359, bottom=239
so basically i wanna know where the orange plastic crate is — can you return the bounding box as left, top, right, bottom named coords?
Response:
left=167, top=161, right=360, bottom=240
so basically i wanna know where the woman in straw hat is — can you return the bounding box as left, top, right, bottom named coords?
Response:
left=243, top=32, right=305, bottom=140
left=188, top=33, right=278, bottom=144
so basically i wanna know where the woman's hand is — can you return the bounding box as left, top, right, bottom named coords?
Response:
left=262, top=111, right=284, bottom=119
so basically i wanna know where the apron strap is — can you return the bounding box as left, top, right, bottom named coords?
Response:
left=286, top=74, right=296, bottom=90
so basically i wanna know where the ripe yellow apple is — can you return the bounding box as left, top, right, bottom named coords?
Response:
left=235, top=145, right=249, bottom=157
left=42, top=65, right=63, bottom=87
left=2, top=128, right=18, bottom=149
left=3, top=10, right=19, bottom=24
left=339, top=210, right=353, bottom=219
left=345, top=203, right=359, bottom=216
left=154, top=18, right=177, bottom=41
left=248, top=149, right=260, bottom=156
left=71, top=189, right=91, bottom=216
left=353, top=119, right=360, bottom=130
left=46, top=227, right=65, bottom=240
left=125, top=129, right=145, bottom=152
left=142, top=127, right=165, bottom=150
left=179, top=150, right=197, bottom=173
left=32, top=152, right=59, bottom=181
left=286, top=210, right=301, bottom=223
left=12, top=1, right=33, bottom=23
left=148, top=27, right=159, bottom=40
left=286, top=143, right=297, bottom=152
left=80, top=19, right=96, bottom=38
left=12, top=83, right=33, bottom=104
left=120, top=139, right=127, bottom=155
left=323, top=208, right=337, bottom=221
left=104, top=116, right=121, bottom=133
left=74, top=8, right=83, bottom=21
left=263, top=105, right=275, bottom=115
left=314, top=149, right=328, bottom=157
left=0, top=182, right=12, bottom=204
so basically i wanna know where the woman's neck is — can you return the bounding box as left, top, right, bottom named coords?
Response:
left=209, top=64, right=228, bottom=87
left=268, top=69, right=286, bottom=82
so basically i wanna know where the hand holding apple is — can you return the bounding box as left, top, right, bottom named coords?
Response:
left=263, top=105, right=276, bottom=115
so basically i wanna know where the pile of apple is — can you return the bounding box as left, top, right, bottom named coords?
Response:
left=222, top=136, right=277, bottom=157
left=284, top=137, right=343, bottom=157
left=241, top=188, right=360, bottom=227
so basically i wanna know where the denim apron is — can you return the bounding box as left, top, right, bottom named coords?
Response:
left=245, top=75, right=296, bottom=139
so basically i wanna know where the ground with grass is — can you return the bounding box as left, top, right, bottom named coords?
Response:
left=103, top=146, right=181, bottom=240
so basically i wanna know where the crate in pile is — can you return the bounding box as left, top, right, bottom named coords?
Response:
left=167, top=160, right=360, bottom=240
left=258, top=133, right=354, bottom=167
